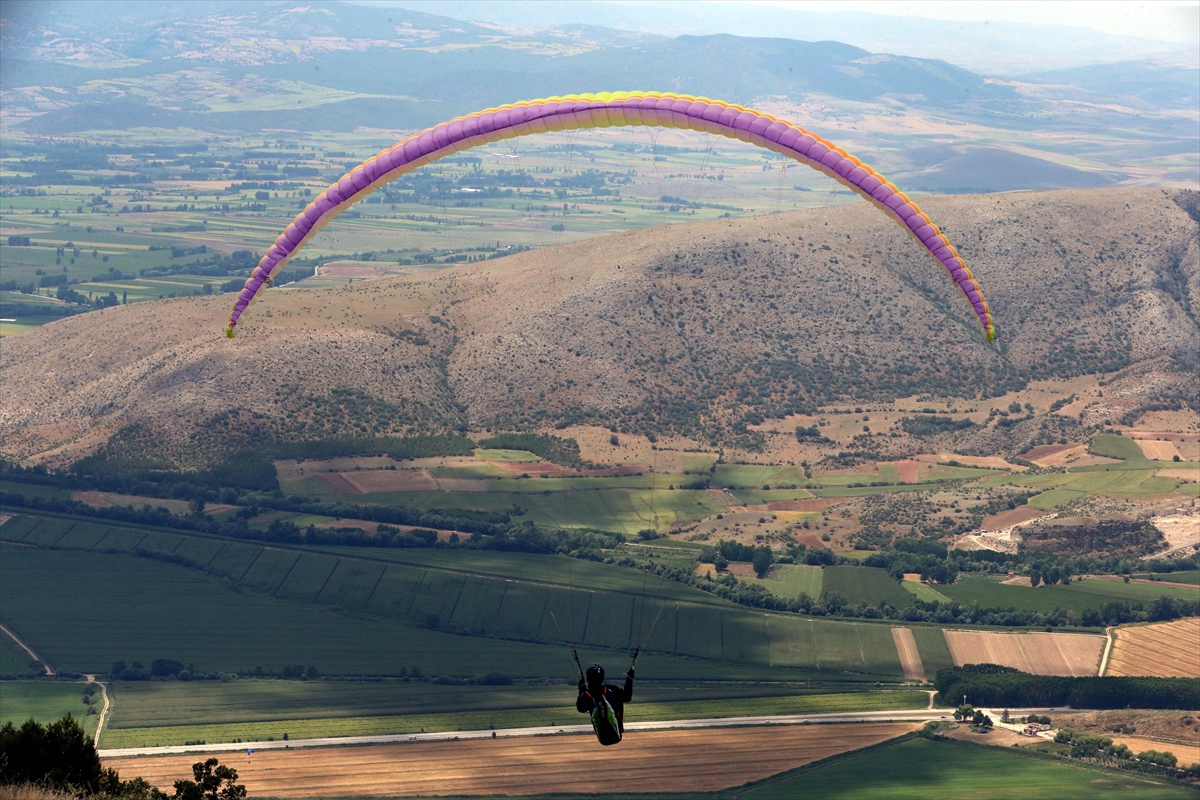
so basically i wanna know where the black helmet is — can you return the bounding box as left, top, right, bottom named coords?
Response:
left=585, top=664, right=605, bottom=686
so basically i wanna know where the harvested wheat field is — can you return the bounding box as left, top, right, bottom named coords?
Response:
left=1106, top=618, right=1200, bottom=678
left=1111, top=735, right=1200, bottom=766
left=1136, top=439, right=1183, bottom=461
left=105, top=724, right=917, bottom=797
left=944, top=630, right=1104, bottom=676
left=892, top=628, right=926, bottom=682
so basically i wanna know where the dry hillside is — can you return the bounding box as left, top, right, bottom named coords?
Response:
left=1, top=188, right=1197, bottom=468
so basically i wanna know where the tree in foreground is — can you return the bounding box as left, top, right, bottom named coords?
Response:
left=0, top=715, right=244, bottom=800
left=171, top=758, right=246, bottom=800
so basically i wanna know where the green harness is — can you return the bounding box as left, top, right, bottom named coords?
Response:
left=588, top=690, right=622, bottom=746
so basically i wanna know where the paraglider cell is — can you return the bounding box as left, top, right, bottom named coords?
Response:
left=748, top=116, right=772, bottom=137
left=763, top=121, right=790, bottom=142
left=833, top=158, right=857, bottom=177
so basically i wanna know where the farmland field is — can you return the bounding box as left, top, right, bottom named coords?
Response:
left=0, top=515, right=911, bottom=682
left=0, top=681, right=98, bottom=737
left=909, top=627, right=955, bottom=679
left=736, top=737, right=1195, bottom=800
left=943, top=630, right=1104, bottom=676
left=891, top=628, right=925, bottom=682
left=103, top=723, right=920, bottom=797
left=745, top=564, right=822, bottom=598
left=1105, top=618, right=1200, bottom=678
left=822, top=566, right=913, bottom=608
left=901, top=581, right=951, bottom=603
left=99, top=681, right=927, bottom=748
left=1133, top=570, right=1200, bottom=584
left=937, top=575, right=1195, bottom=615
left=0, top=637, right=32, bottom=674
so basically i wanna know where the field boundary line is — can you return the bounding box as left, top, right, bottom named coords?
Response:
left=311, top=556, right=340, bottom=601
left=270, top=550, right=302, bottom=597
left=0, top=621, right=53, bottom=676
left=361, top=563, right=388, bottom=608
left=1098, top=626, right=1114, bottom=676
left=50, top=522, right=74, bottom=548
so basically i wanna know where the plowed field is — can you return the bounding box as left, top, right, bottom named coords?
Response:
left=1106, top=618, right=1200, bottom=678
left=980, top=506, right=1046, bottom=531
left=943, top=631, right=1104, bottom=676
left=891, top=628, right=926, bottom=682
left=105, top=723, right=918, bottom=797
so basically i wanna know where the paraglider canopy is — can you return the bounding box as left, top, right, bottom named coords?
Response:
left=227, top=91, right=994, bottom=341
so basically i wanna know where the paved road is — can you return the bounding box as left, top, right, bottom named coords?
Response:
left=99, top=706, right=1061, bottom=759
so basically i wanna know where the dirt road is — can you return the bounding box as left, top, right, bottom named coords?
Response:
left=86, top=675, right=111, bottom=745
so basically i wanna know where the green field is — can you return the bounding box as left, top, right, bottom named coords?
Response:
left=0, top=638, right=33, bottom=674
left=734, top=737, right=1195, bottom=800
left=313, top=486, right=725, bottom=534
left=822, top=566, right=913, bottom=608
left=98, top=680, right=926, bottom=748
left=745, top=564, right=823, bottom=599
left=902, top=581, right=951, bottom=603
left=1089, top=434, right=1149, bottom=462
left=474, top=449, right=541, bottom=462
left=0, top=514, right=911, bottom=682
left=939, top=575, right=1197, bottom=615
left=0, top=681, right=99, bottom=737
left=909, top=627, right=955, bottom=679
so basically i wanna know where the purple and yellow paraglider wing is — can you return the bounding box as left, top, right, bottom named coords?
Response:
left=227, top=92, right=994, bottom=342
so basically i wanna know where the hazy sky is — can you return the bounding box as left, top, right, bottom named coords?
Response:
left=751, top=1, right=1200, bottom=43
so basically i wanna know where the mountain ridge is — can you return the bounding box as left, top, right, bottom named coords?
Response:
left=1, top=188, right=1196, bottom=469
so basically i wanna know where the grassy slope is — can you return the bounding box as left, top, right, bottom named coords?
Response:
left=0, top=681, right=98, bottom=737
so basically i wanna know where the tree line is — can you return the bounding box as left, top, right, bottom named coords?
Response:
left=934, top=664, right=1200, bottom=710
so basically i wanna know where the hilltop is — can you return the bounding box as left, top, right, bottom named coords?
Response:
left=0, top=187, right=1196, bottom=469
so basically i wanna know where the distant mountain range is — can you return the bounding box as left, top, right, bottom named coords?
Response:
left=2, top=1, right=1196, bottom=190
left=379, top=0, right=1199, bottom=75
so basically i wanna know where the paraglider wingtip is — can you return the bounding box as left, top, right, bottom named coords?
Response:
left=226, top=324, right=236, bottom=339
left=985, top=327, right=996, bottom=342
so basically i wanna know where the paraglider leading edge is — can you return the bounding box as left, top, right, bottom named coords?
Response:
left=226, top=91, right=995, bottom=341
